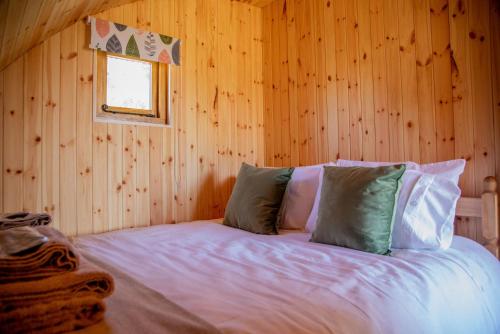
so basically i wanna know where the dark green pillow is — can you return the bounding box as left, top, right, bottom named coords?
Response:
left=311, top=165, right=406, bottom=255
left=223, top=163, right=294, bottom=235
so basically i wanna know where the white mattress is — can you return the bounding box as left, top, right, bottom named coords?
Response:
left=75, top=220, right=500, bottom=334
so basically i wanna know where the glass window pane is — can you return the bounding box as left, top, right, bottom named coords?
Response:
left=106, top=56, right=152, bottom=110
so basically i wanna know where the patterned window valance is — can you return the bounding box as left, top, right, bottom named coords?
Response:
left=88, top=16, right=180, bottom=65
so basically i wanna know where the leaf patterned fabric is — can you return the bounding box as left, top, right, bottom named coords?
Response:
left=106, top=35, right=122, bottom=53
left=126, top=36, right=140, bottom=57
left=89, top=16, right=180, bottom=65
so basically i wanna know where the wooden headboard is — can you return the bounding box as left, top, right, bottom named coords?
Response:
left=456, top=176, right=499, bottom=258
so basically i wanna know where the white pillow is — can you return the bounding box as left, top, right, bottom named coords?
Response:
left=304, top=162, right=336, bottom=232
left=279, top=164, right=324, bottom=230
left=334, top=159, right=465, bottom=250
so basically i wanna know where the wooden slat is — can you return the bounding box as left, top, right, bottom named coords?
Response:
left=383, top=0, right=404, bottom=162
left=149, top=0, right=163, bottom=224
left=324, top=0, right=339, bottom=162
left=41, top=33, right=60, bottom=229
left=398, top=0, right=420, bottom=162
left=0, top=71, right=3, bottom=213
left=162, top=0, right=176, bottom=222
left=369, top=0, right=389, bottom=161
left=76, top=19, right=93, bottom=235
left=183, top=0, right=198, bottom=220
left=356, top=0, right=375, bottom=162
left=346, top=0, right=362, bottom=161
left=262, top=5, right=274, bottom=166
left=450, top=0, right=474, bottom=196
left=59, top=24, right=77, bottom=236
left=456, top=197, right=482, bottom=217
left=278, top=0, right=291, bottom=166
left=414, top=0, right=437, bottom=163
left=492, top=0, right=500, bottom=198
left=270, top=0, right=282, bottom=165
left=216, top=0, right=231, bottom=215
left=135, top=0, right=151, bottom=227
left=3, top=58, right=23, bottom=212
left=468, top=0, right=495, bottom=196
left=314, top=0, right=328, bottom=163
left=120, top=2, right=138, bottom=229
left=23, top=45, right=43, bottom=213
left=91, top=10, right=109, bottom=234
left=302, top=0, right=318, bottom=165
left=295, top=0, right=317, bottom=165
left=286, top=0, right=299, bottom=166
left=430, top=0, right=454, bottom=162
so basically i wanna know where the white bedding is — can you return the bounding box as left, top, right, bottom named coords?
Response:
left=75, top=220, right=500, bottom=334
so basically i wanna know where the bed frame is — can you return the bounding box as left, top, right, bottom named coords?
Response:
left=456, top=176, right=499, bottom=259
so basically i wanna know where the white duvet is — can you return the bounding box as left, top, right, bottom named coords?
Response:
left=75, top=220, right=500, bottom=334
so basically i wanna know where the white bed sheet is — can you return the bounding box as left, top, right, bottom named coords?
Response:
left=75, top=220, right=500, bottom=334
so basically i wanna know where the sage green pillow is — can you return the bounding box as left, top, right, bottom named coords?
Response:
left=223, top=163, right=294, bottom=235
left=311, top=165, right=406, bottom=255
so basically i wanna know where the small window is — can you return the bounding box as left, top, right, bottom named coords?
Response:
left=95, top=51, right=170, bottom=126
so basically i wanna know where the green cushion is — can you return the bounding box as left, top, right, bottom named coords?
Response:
left=311, top=165, right=406, bottom=255
left=223, top=163, right=294, bottom=235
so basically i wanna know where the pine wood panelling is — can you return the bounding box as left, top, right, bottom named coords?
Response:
left=262, top=0, right=499, bottom=243
left=0, top=0, right=263, bottom=235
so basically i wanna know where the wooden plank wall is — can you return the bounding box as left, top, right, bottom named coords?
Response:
left=0, top=0, right=264, bottom=236
left=262, top=0, right=500, bottom=242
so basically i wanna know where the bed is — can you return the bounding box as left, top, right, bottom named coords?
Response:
left=74, top=177, right=500, bottom=334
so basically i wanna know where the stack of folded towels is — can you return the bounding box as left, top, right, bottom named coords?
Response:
left=0, top=212, right=114, bottom=334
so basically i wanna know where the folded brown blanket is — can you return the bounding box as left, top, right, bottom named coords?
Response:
left=0, top=212, right=52, bottom=230
left=0, top=226, right=79, bottom=283
left=0, top=257, right=114, bottom=312
left=0, top=296, right=105, bottom=334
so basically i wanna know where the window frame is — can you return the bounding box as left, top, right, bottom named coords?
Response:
left=94, top=50, right=171, bottom=127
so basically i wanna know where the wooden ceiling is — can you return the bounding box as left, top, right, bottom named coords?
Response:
left=0, top=0, right=136, bottom=71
